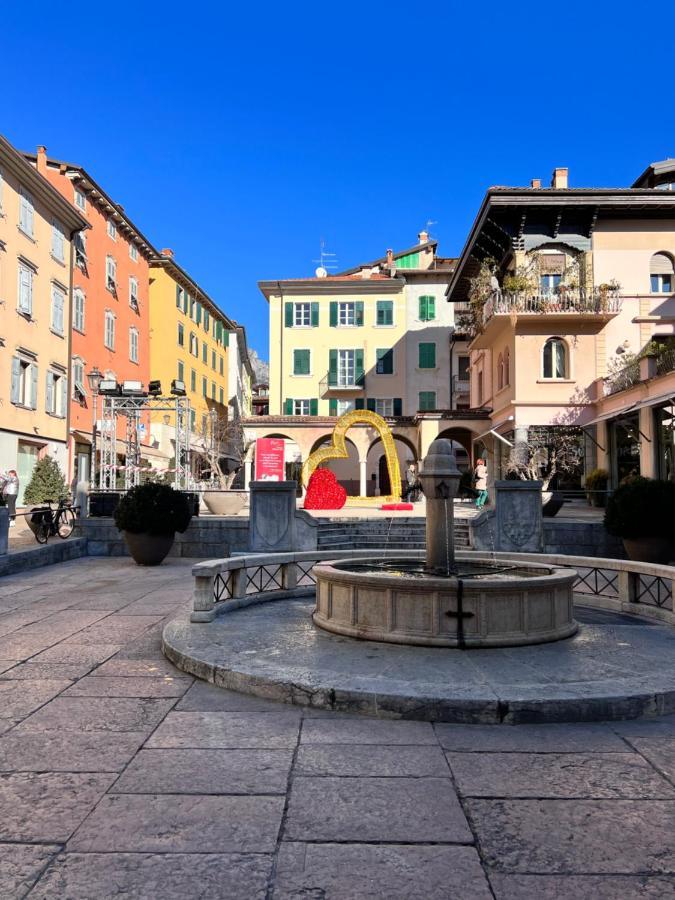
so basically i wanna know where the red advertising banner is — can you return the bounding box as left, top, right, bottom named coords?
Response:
left=255, top=437, right=285, bottom=482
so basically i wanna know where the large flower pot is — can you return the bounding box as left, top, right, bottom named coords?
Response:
left=123, top=531, right=174, bottom=566
left=203, top=491, right=247, bottom=516
left=623, top=537, right=675, bottom=565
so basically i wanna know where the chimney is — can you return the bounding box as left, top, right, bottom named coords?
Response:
left=551, top=167, right=569, bottom=189
left=386, top=249, right=394, bottom=266
left=160, top=248, right=174, bottom=258
left=418, top=230, right=429, bottom=244
left=36, top=145, right=47, bottom=174
left=531, top=178, right=541, bottom=189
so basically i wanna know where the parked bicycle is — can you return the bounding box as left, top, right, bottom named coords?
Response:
left=28, top=499, right=77, bottom=544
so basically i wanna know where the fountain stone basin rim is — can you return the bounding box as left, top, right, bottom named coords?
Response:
left=313, top=555, right=578, bottom=648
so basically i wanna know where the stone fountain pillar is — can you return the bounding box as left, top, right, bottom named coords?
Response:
left=418, top=439, right=461, bottom=575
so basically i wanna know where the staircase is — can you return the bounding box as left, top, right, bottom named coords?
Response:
left=317, top=517, right=471, bottom=552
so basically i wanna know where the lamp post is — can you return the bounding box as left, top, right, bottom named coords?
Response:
left=86, top=366, right=103, bottom=489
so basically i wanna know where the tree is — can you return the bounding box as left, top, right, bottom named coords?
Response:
left=195, top=410, right=248, bottom=488
left=506, top=426, right=583, bottom=491
left=23, top=455, right=68, bottom=505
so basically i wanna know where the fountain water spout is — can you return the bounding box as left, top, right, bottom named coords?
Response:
left=418, top=439, right=462, bottom=576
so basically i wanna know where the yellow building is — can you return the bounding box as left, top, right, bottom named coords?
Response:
left=0, top=135, right=88, bottom=502
left=148, top=249, right=234, bottom=474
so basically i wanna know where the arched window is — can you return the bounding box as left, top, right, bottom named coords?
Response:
left=543, top=338, right=567, bottom=379
left=504, top=347, right=510, bottom=386
left=497, top=353, right=504, bottom=390
left=650, top=253, right=674, bottom=293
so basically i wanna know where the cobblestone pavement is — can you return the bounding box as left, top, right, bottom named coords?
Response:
left=0, top=558, right=673, bottom=899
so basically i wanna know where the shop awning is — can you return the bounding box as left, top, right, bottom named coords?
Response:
left=584, top=405, right=637, bottom=427
left=139, top=445, right=171, bottom=460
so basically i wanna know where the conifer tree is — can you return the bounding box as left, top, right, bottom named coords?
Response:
left=23, top=455, right=68, bottom=505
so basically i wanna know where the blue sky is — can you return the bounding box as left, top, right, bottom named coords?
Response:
left=3, top=1, right=674, bottom=360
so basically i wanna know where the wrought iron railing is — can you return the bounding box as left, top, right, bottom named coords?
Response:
left=484, top=290, right=622, bottom=323
left=605, top=359, right=641, bottom=395
left=656, top=348, right=675, bottom=377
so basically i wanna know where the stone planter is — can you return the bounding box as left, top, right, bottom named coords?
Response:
left=122, top=531, right=174, bottom=566
left=203, top=491, right=247, bottom=516
left=623, top=537, right=675, bottom=565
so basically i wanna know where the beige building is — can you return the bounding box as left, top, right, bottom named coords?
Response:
left=446, top=163, right=675, bottom=489
left=0, top=135, right=88, bottom=502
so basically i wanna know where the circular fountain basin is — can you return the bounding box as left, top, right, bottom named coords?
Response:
left=313, top=556, right=578, bottom=648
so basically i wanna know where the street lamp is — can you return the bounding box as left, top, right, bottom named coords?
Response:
left=87, top=366, right=103, bottom=488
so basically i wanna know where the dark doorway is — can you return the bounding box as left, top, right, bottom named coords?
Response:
left=378, top=454, right=391, bottom=495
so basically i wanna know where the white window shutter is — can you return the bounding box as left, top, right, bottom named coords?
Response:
left=60, top=377, right=67, bottom=417
left=30, top=365, right=38, bottom=410
left=46, top=372, right=54, bottom=414
left=10, top=358, right=20, bottom=404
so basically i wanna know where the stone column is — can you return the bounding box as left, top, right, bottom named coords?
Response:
left=418, top=439, right=461, bottom=575
left=249, top=481, right=297, bottom=552
left=639, top=406, right=656, bottom=478
left=494, top=480, right=543, bottom=553
left=359, top=459, right=367, bottom=497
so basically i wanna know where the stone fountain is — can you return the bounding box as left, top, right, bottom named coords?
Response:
left=313, top=439, right=577, bottom=648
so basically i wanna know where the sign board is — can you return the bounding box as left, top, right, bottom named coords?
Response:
left=255, top=437, right=285, bottom=482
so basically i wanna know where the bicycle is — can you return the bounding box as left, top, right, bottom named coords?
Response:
left=31, top=499, right=77, bottom=544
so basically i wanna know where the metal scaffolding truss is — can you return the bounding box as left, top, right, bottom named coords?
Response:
left=99, top=395, right=191, bottom=491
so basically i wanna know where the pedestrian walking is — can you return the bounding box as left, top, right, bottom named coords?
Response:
left=402, top=462, right=420, bottom=502
left=1, top=470, right=19, bottom=526
left=474, top=458, right=488, bottom=509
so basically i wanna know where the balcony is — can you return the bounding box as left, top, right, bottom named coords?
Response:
left=484, top=289, right=622, bottom=325
left=453, top=375, right=470, bottom=395
left=319, top=371, right=365, bottom=395
left=605, top=346, right=675, bottom=396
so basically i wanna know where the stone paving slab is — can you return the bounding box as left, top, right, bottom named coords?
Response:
left=0, top=730, right=147, bottom=773
left=285, top=776, right=472, bottom=843
left=0, top=842, right=60, bottom=899
left=32, top=643, right=121, bottom=665
left=489, top=873, right=675, bottom=899
left=176, top=680, right=297, bottom=712
left=146, top=710, right=301, bottom=749
left=435, top=722, right=627, bottom=752
left=62, top=674, right=193, bottom=698
left=0, top=661, right=94, bottom=680
left=68, top=793, right=285, bottom=853
left=17, top=696, right=176, bottom=733
left=0, top=678, right=70, bottom=717
left=112, top=747, right=294, bottom=795
left=301, top=717, right=437, bottom=745
left=447, top=751, right=675, bottom=798
left=0, top=772, right=115, bottom=842
left=467, top=799, right=675, bottom=873
left=93, top=657, right=186, bottom=678
left=624, top=737, right=675, bottom=781
left=296, top=743, right=449, bottom=777
left=30, top=851, right=272, bottom=900
left=273, top=843, right=492, bottom=899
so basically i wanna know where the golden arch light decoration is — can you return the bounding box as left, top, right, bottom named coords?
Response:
left=301, top=409, right=402, bottom=506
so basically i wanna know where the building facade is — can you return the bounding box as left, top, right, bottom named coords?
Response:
left=148, top=250, right=234, bottom=475
left=446, top=163, right=675, bottom=489
left=25, top=147, right=159, bottom=485
left=0, top=136, right=88, bottom=502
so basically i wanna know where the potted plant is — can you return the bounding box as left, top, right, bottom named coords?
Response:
left=506, top=426, right=582, bottom=517
left=113, top=483, right=192, bottom=565
left=585, top=468, right=609, bottom=507
left=604, top=478, right=675, bottom=563
left=196, top=413, right=249, bottom=515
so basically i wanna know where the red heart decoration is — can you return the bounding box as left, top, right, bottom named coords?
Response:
left=304, top=468, right=347, bottom=510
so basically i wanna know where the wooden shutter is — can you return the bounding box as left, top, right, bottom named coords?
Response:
left=366, top=398, right=376, bottom=411
left=428, top=296, right=435, bottom=320
left=196, top=303, right=202, bottom=325
left=311, top=302, right=319, bottom=327
left=284, top=398, right=293, bottom=415
left=355, top=301, right=364, bottom=326
left=355, top=398, right=365, bottom=410
left=60, top=377, right=68, bottom=418
left=294, top=349, right=309, bottom=375
left=328, top=349, right=338, bottom=386
left=329, top=398, right=337, bottom=415
left=285, top=302, right=294, bottom=327
left=30, top=365, right=38, bottom=409
left=11, top=358, right=21, bottom=404
left=329, top=302, right=338, bottom=327
left=46, top=373, right=54, bottom=414
left=393, top=398, right=402, bottom=416
left=419, top=343, right=436, bottom=368
left=223, top=331, right=229, bottom=347
left=176, top=285, right=181, bottom=307
left=309, top=398, right=318, bottom=416
left=419, top=296, right=427, bottom=320
left=355, top=349, right=365, bottom=385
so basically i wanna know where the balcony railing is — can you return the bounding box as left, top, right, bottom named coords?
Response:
left=484, top=290, right=622, bottom=324
left=606, top=347, right=675, bottom=396
left=453, top=376, right=470, bottom=394
left=319, top=371, right=365, bottom=394
left=656, top=348, right=675, bottom=378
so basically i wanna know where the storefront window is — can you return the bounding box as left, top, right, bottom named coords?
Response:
left=610, top=414, right=641, bottom=485
left=655, top=404, right=675, bottom=481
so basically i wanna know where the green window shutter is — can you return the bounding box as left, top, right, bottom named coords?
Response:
left=176, top=285, right=181, bottom=308
left=419, top=296, right=427, bottom=320
left=419, top=295, right=435, bottom=321
left=355, top=398, right=365, bottom=410
left=419, top=391, right=436, bottom=411
left=223, top=330, right=229, bottom=347
left=329, top=398, right=337, bottom=415
left=355, top=349, right=365, bottom=385
left=177, top=361, right=184, bottom=382
left=355, top=301, right=364, bottom=326
left=196, top=302, right=202, bottom=325
left=376, top=300, right=393, bottom=326
left=428, top=296, right=436, bottom=320
left=366, top=398, right=376, bottom=412
left=204, top=309, right=210, bottom=331
left=284, top=398, right=293, bottom=415
left=419, top=342, right=436, bottom=368
left=311, top=302, right=319, bottom=327
left=293, top=349, right=310, bottom=375
left=285, top=302, right=294, bottom=327
left=329, top=302, right=338, bottom=327
left=328, top=349, right=338, bottom=386
left=215, top=320, right=222, bottom=343
left=309, top=398, right=318, bottom=416
left=393, top=398, right=403, bottom=416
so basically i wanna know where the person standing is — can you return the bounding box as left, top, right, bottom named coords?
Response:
left=2, top=470, right=19, bottom=527
left=402, top=462, right=419, bottom=502
left=474, top=458, right=488, bottom=509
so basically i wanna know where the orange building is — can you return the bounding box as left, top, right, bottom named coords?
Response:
left=25, top=146, right=161, bottom=484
